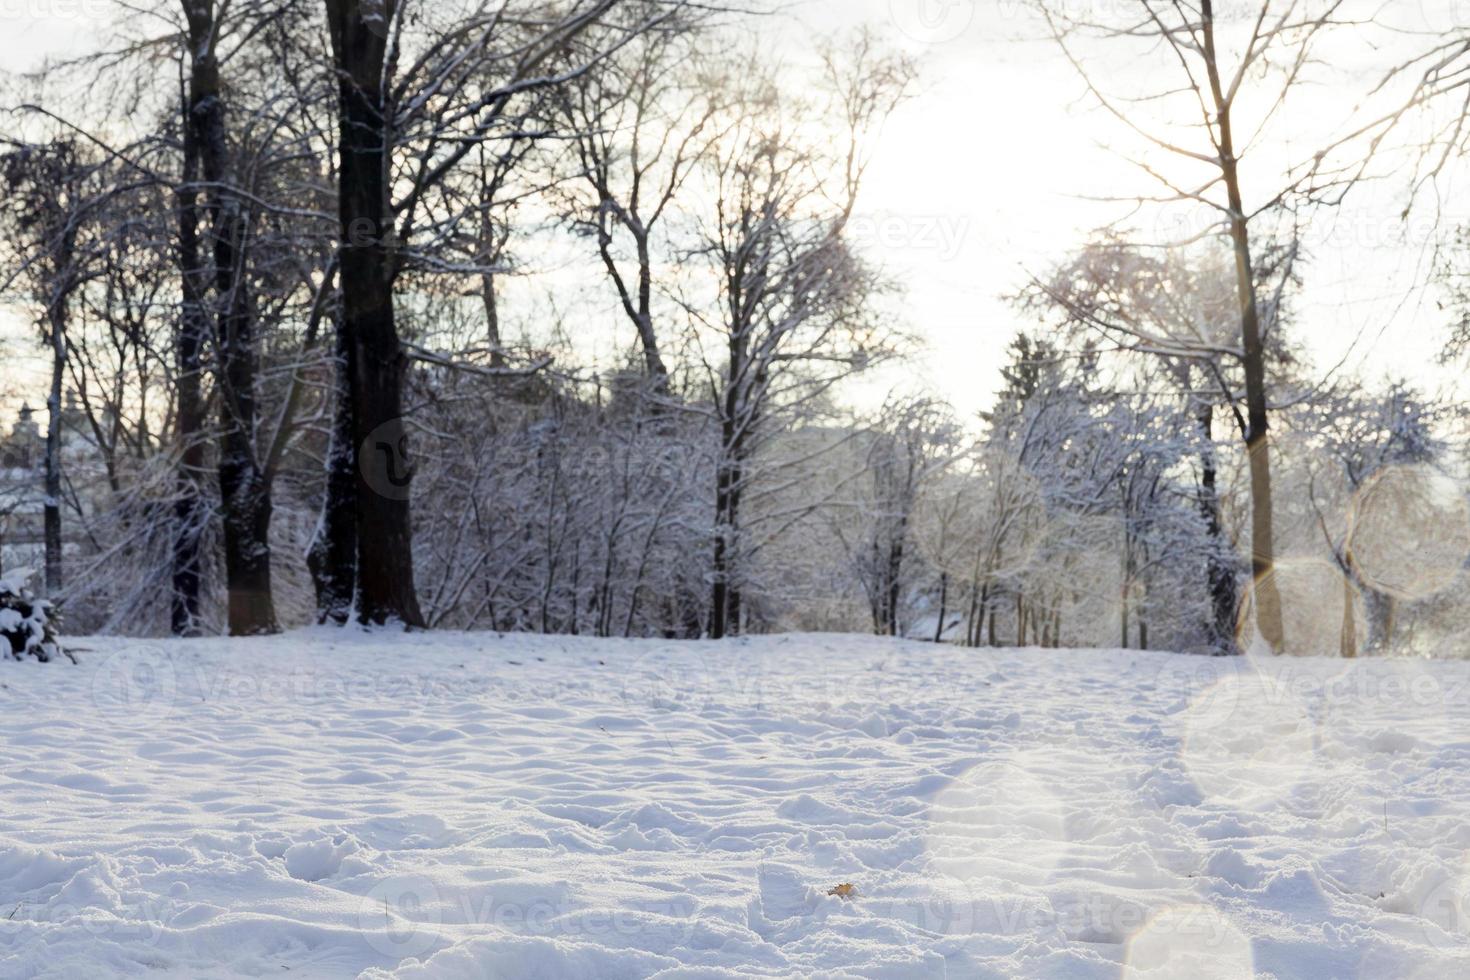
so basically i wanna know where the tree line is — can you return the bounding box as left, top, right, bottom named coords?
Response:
left=0, top=0, right=1468, bottom=655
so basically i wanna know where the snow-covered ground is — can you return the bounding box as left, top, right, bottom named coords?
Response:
left=2, top=631, right=1469, bottom=978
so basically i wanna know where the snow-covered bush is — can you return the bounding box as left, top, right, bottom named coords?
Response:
left=0, top=572, right=67, bottom=663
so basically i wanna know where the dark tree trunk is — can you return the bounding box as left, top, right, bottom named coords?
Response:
left=883, top=535, right=905, bottom=637
left=181, top=0, right=279, bottom=635
left=309, top=328, right=358, bottom=623
left=173, top=46, right=208, bottom=636
left=325, top=0, right=425, bottom=627
left=481, top=268, right=505, bottom=368
left=1196, top=405, right=1237, bottom=653
left=597, top=217, right=670, bottom=395
left=169, top=15, right=214, bottom=637
left=43, top=304, right=65, bottom=598
left=710, top=479, right=732, bottom=641
left=478, top=189, right=507, bottom=368
left=934, top=572, right=948, bottom=643
left=710, top=459, right=742, bottom=639
left=633, top=236, right=671, bottom=395
left=216, top=281, right=278, bottom=635
left=710, top=346, right=746, bottom=639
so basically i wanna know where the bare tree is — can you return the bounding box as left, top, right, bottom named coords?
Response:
left=0, top=140, right=101, bottom=599
left=552, top=8, right=723, bottom=398
left=1035, top=0, right=1359, bottom=652
left=318, top=0, right=689, bottom=627
left=834, top=395, right=960, bottom=637
left=681, top=34, right=915, bottom=638
left=176, top=0, right=286, bottom=636
left=1026, top=238, right=1304, bottom=652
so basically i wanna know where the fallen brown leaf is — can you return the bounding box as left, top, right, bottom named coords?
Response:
left=826, top=883, right=857, bottom=899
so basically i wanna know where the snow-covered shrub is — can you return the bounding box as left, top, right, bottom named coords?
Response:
left=0, top=573, right=67, bottom=663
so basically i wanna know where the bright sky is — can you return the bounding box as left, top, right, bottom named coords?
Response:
left=2, top=1, right=1467, bottom=420
left=803, top=0, right=1470, bottom=415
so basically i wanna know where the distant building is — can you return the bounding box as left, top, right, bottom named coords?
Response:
left=1, top=404, right=41, bottom=472
left=0, top=398, right=94, bottom=564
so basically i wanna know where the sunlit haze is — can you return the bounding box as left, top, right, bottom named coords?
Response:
left=5, top=1, right=1467, bottom=416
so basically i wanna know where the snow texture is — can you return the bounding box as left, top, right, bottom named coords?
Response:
left=1, top=631, right=1468, bottom=978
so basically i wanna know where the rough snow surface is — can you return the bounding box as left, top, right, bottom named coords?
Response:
left=1, top=631, right=1469, bottom=978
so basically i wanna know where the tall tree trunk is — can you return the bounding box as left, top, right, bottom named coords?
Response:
left=710, top=327, right=747, bottom=639
left=1196, top=404, right=1237, bottom=653
left=173, top=44, right=208, bottom=636
left=171, top=311, right=206, bottom=637
left=183, top=0, right=279, bottom=635
left=986, top=585, right=997, bottom=646
left=43, top=302, right=65, bottom=598
left=934, top=571, right=948, bottom=644
left=1339, top=569, right=1357, bottom=659
left=885, top=533, right=905, bottom=637
left=710, top=458, right=743, bottom=639
left=481, top=268, right=505, bottom=368
left=633, top=235, right=670, bottom=395
left=710, top=459, right=733, bottom=640
left=325, top=0, right=425, bottom=627
left=308, top=327, right=358, bottom=623
left=1382, top=595, right=1397, bottom=651
left=478, top=198, right=507, bottom=369
left=1203, top=0, right=1284, bottom=652
left=598, top=221, right=670, bottom=395
left=217, top=283, right=278, bottom=635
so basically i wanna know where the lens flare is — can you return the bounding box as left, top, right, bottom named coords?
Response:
left=924, top=749, right=1072, bottom=888
left=1237, top=559, right=1367, bottom=659
left=1177, top=667, right=1318, bottom=810
left=1349, top=465, right=1470, bottom=603
left=1123, top=905, right=1254, bottom=979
